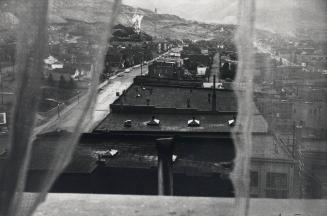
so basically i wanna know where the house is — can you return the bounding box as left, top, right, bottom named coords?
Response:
left=148, top=59, right=183, bottom=79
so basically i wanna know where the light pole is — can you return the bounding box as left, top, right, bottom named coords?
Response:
left=135, top=51, right=145, bottom=76
left=76, top=90, right=80, bottom=104
left=45, top=98, right=63, bottom=119
left=141, top=55, right=144, bottom=76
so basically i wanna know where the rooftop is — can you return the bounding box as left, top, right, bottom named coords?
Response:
left=27, top=132, right=235, bottom=174
left=113, top=84, right=238, bottom=112
left=28, top=131, right=291, bottom=175
left=29, top=133, right=97, bottom=174
left=96, top=113, right=233, bottom=133
left=95, top=113, right=268, bottom=134
left=96, top=83, right=267, bottom=134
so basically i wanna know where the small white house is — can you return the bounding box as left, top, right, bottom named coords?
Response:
left=197, top=65, right=207, bottom=76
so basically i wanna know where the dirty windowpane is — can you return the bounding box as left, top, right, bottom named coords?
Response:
left=0, top=0, right=327, bottom=216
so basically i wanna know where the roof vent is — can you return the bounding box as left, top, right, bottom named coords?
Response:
left=228, top=115, right=237, bottom=127
left=188, top=117, right=200, bottom=127
left=109, top=149, right=118, bottom=157
left=95, top=150, right=118, bottom=159
left=147, top=116, right=160, bottom=126
left=136, top=93, right=141, bottom=98
left=124, top=120, right=132, bottom=128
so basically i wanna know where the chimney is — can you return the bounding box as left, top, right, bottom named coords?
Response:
left=156, top=138, right=174, bottom=196
left=212, top=75, right=217, bottom=112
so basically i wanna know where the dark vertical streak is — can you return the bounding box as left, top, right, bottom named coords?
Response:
left=25, top=1, right=122, bottom=216
left=0, top=0, right=49, bottom=215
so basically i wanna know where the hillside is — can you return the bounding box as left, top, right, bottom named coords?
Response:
left=1, top=0, right=326, bottom=39
left=48, top=0, right=231, bottom=40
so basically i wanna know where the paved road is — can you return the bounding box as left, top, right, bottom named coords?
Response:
left=35, top=65, right=148, bottom=134
left=32, top=49, right=173, bottom=135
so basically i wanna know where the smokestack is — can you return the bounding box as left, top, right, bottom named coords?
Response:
left=156, top=138, right=174, bottom=196
left=212, top=75, right=217, bottom=112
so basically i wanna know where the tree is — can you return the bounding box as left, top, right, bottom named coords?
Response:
left=220, top=62, right=231, bottom=80
left=68, top=77, right=77, bottom=89
left=58, top=75, right=66, bottom=89
left=47, top=73, right=54, bottom=86
left=99, top=73, right=106, bottom=83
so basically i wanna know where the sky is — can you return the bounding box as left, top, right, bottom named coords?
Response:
left=123, top=0, right=327, bottom=34
left=123, top=0, right=238, bottom=24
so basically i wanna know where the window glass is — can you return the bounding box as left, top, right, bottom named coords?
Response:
left=0, top=0, right=326, bottom=215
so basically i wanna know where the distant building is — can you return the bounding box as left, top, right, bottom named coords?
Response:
left=46, top=67, right=75, bottom=82
left=196, top=65, right=207, bottom=76
left=201, top=49, right=209, bottom=55
left=182, top=54, right=212, bottom=73
left=296, top=53, right=327, bottom=66
left=148, top=59, right=183, bottom=79
left=71, top=64, right=93, bottom=81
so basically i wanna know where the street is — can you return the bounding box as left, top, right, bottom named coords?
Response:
left=35, top=65, right=148, bottom=134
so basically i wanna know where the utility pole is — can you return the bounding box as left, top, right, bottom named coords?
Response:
left=212, top=75, right=217, bottom=112
left=46, top=98, right=63, bottom=119
left=292, top=121, right=296, bottom=157
left=0, top=62, right=3, bottom=105
left=141, top=55, right=144, bottom=76
left=57, top=103, right=60, bottom=118
left=76, top=90, right=80, bottom=104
